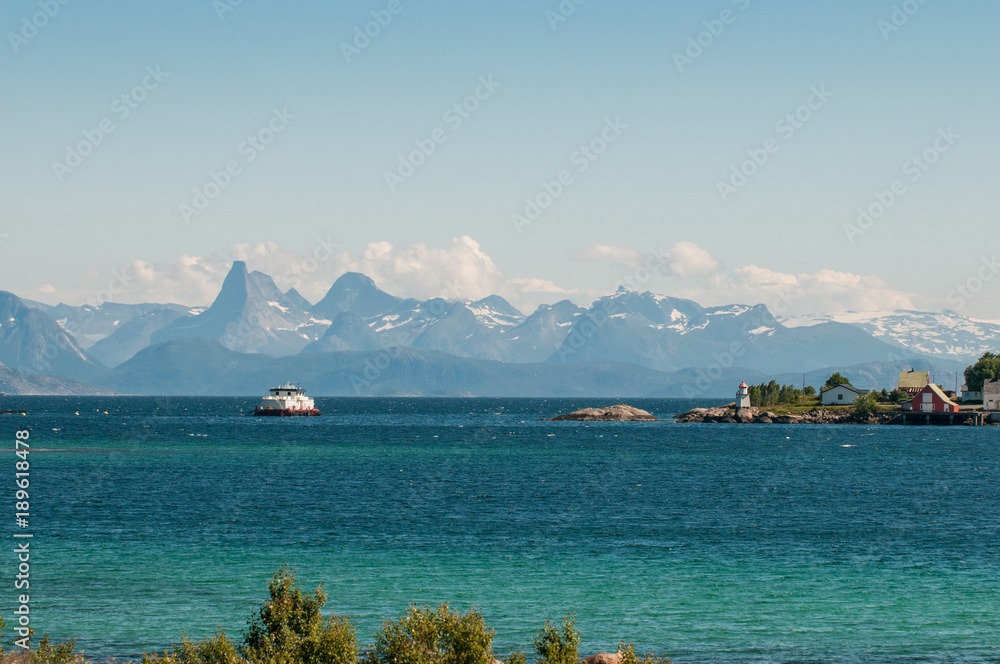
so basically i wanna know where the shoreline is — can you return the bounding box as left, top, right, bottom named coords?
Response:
left=673, top=405, right=990, bottom=426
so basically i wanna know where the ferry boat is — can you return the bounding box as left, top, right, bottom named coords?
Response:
left=253, top=383, right=321, bottom=417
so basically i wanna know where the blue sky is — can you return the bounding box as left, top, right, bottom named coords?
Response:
left=2, top=0, right=998, bottom=317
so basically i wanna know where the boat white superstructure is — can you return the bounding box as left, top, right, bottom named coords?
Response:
left=253, top=383, right=321, bottom=416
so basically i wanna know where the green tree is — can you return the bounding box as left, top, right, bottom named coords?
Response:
left=533, top=615, right=579, bottom=664
left=803, top=386, right=816, bottom=396
left=244, top=567, right=357, bottom=664
left=888, top=388, right=908, bottom=404
left=823, top=372, right=851, bottom=390
left=853, top=392, right=879, bottom=417
left=963, top=352, right=1000, bottom=392
left=369, top=604, right=494, bottom=664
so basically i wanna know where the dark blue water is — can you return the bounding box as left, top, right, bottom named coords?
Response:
left=3, top=397, right=999, bottom=663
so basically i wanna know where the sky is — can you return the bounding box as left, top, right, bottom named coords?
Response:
left=2, top=0, right=998, bottom=318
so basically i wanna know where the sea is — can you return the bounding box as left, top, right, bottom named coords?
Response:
left=4, top=396, right=999, bottom=663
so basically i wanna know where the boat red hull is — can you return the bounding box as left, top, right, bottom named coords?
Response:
left=254, top=408, right=322, bottom=417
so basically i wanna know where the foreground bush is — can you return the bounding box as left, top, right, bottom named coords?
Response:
left=175, top=631, right=242, bottom=664
left=533, top=616, right=578, bottom=664
left=243, top=566, right=357, bottom=664
left=619, top=642, right=671, bottom=664
left=368, top=604, right=494, bottom=664
left=10, top=569, right=674, bottom=664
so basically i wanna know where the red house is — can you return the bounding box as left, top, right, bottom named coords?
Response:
left=904, top=384, right=959, bottom=413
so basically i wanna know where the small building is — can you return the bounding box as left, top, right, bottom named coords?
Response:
left=983, top=380, right=1000, bottom=411
left=961, top=384, right=982, bottom=402
left=897, top=370, right=930, bottom=396
left=821, top=384, right=870, bottom=406
left=736, top=381, right=751, bottom=409
left=907, top=384, right=959, bottom=413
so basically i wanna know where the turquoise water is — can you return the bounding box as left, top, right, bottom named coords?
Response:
left=4, top=397, right=1000, bottom=663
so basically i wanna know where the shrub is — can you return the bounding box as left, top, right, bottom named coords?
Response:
left=369, top=604, right=494, bottom=664
left=174, top=631, right=242, bottom=664
left=243, top=566, right=357, bottom=664
left=533, top=615, right=579, bottom=664
left=853, top=392, right=879, bottom=417
left=619, top=642, right=671, bottom=664
left=34, top=635, right=78, bottom=664
left=502, top=651, right=526, bottom=664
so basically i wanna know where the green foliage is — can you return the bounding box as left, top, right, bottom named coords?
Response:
left=174, top=631, right=242, bottom=664
left=619, top=642, right=671, bottom=664
left=963, top=352, right=1000, bottom=392
left=852, top=392, right=879, bottom=417
left=823, top=372, right=851, bottom=390
left=34, top=636, right=78, bottom=664
left=746, top=380, right=802, bottom=407
left=243, top=567, right=357, bottom=664
left=802, top=386, right=816, bottom=396
left=888, top=388, right=908, bottom=404
left=879, top=388, right=889, bottom=399
left=369, top=604, right=494, bottom=664
left=502, top=651, right=526, bottom=664
left=533, top=615, right=579, bottom=664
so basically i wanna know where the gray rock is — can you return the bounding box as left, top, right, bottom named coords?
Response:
left=550, top=404, right=658, bottom=421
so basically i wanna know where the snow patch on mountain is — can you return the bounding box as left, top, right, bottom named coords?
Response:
left=779, top=309, right=1000, bottom=363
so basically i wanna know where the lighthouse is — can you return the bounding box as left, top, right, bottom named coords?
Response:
left=737, top=381, right=751, bottom=409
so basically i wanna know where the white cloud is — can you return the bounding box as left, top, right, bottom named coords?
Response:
left=33, top=238, right=916, bottom=318
left=34, top=237, right=566, bottom=314
left=693, top=265, right=916, bottom=316
left=573, top=241, right=722, bottom=279
left=662, top=241, right=721, bottom=278
left=570, top=245, right=645, bottom=269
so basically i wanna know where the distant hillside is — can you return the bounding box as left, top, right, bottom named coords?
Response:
left=0, top=361, right=115, bottom=396
left=97, top=337, right=943, bottom=398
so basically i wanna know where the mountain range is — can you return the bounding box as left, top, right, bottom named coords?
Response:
left=0, top=261, right=986, bottom=396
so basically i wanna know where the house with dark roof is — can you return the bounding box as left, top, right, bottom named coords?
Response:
left=821, top=384, right=870, bottom=406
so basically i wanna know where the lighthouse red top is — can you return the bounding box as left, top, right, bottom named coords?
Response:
left=739, top=381, right=747, bottom=388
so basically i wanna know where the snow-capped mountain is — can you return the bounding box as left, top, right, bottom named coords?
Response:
left=151, top=261, right=329, bottom=356
left=780, top=310, right=1000, bottom=365
left=12, top=262, right=974, bottom=395
left=24, top=300, right=195, bottom=348
left=0, top=291, right=106, bottom=382
left=545, top=288, right=905, bottom=374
